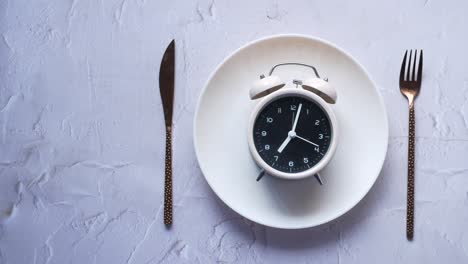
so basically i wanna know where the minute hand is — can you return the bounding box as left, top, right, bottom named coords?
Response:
left=295, top=135, right=319, bottom=147
left=291, top=103, right=302, bottom=132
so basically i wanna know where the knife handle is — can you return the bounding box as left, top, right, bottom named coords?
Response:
left=164, top=126, right=173, bottom=226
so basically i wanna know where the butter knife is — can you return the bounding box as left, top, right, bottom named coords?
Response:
left=159, top=40, right=175, bottom=226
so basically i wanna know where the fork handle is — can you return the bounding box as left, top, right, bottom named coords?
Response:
left=406, top=105, right=415, bottom=240
left=164, top=126, right=173, bottom=226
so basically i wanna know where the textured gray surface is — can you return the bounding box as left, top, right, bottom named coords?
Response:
left=1, top=0, right=468, bottom=263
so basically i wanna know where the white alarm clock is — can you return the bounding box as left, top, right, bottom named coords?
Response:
left=248, top=63, right=338, bottom=183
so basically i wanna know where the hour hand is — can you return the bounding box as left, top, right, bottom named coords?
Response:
left=277, top=136, right=291, bottom=153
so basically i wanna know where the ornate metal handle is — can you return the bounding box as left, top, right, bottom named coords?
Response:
left=268, top=62, right=321, bottom=78
left=164, top=126, right=173, bottom=226
left=406, top=105, right=415, bottom=240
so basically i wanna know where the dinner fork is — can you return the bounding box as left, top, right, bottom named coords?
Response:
left=399, top=49, right=423, bottom=241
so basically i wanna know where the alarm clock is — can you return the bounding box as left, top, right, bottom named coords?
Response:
left=248, top=63, right=338, bottom=183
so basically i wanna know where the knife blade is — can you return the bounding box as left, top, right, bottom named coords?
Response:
left=160, top=40, right=175, bottom=126
left=159, top=39, right=175, bottom=226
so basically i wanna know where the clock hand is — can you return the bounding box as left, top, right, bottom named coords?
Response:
left=291, top=103, right=302, bottom=132
left=277, top=135, right=291, bottom=153
left=279, top=104, right=303, bottom=154
left=295, top=134, right=319, bottom=147
left=291, top=112, right=295, bottom=128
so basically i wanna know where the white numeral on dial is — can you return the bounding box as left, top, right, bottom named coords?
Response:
left=289, top=161, right=294, bottom=167
left=274, top=155, right=279, bottom=161
left=265, top=145, right=270, bottom=150
left=290, top=105, right=297, bottom=111
left=277, top=108, right=282, bottom=113
left=314, top=146, right=319, bottom=152
left=303, top=157, right=309, bottom=164
left=261, top=131, right=267, bottom=136
left=319, top=134, right=323, bottom=139
left=315, top=120, right=320, bottom=125
left=267, top=117, right=273, bottom=123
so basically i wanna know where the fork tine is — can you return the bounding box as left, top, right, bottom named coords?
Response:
left=408, top=50, right=413, bottom=81
left=417, top=50, right=423, bottom=84
left=411, top=50, right=417, bottom=81
left=400, top=50, right=407, bottom=84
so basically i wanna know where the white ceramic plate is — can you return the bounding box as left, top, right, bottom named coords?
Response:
left=194, top=35, right=388, bottom=229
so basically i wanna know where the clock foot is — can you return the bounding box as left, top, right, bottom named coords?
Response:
left=314, top=173, right=324, bottom=185
left=256, top=170, right=266, bottom=181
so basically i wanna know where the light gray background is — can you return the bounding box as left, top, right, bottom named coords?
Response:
left=1, top=0, right=467, bottom=263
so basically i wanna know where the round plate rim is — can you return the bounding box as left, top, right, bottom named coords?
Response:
left=193, top=34, right=389, bottom=229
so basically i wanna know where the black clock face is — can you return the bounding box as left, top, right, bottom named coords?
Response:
left=253, top=96, right=332, bottom=173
